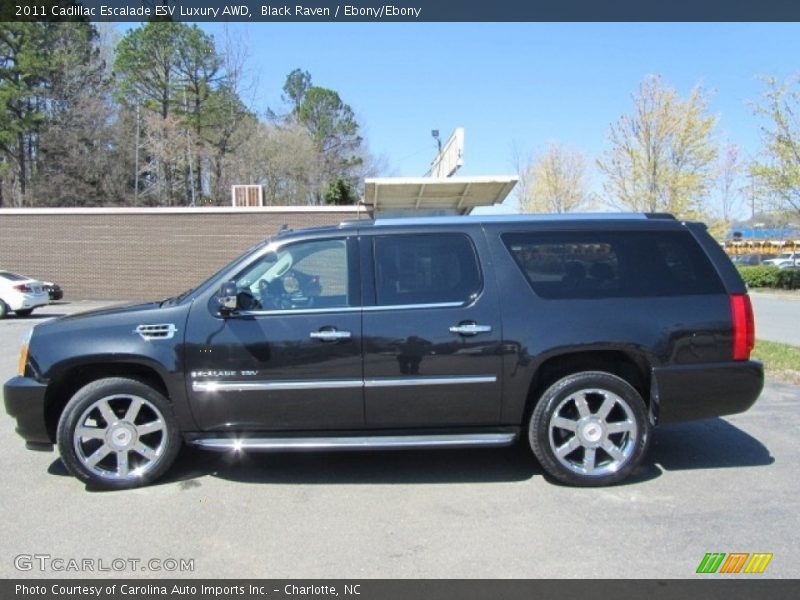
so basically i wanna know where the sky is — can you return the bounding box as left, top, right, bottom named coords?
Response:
left=193, top=22, right=800, bottom=214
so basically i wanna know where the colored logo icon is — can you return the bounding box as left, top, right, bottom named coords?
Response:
left=696, top=552, right=773, bottom=574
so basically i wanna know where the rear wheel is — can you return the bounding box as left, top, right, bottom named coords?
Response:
left=15, top=308, right=33, bottom=317
left=57, top=377, right=181, bottom=490
left=0, top=300, right=8, bottom=319
left=529, top=371, right=650, bottom=486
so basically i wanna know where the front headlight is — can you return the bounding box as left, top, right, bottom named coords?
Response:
left=17, top=328, right=33, bottom=377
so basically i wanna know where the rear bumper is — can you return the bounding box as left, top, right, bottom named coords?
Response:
left=652, top=361, right=764, bottom=424
left=5, top=292, right=49, bottom=311
left=3, top=376, right=52, bottom=447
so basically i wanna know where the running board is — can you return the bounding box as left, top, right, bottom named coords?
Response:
left=191, top=432, right=518, bottom=452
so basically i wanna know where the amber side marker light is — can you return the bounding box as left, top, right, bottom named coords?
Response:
left=17, top=329, right=33, bottom=376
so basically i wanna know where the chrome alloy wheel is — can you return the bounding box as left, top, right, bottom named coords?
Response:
left=72, top=394, right=166, bottom=481
left=547, top=388, right=638, bottom=477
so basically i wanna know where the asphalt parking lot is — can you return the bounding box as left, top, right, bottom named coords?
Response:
left=750, top=291, right=800, bottom=346
left=0, top=301, right=798, bottom=579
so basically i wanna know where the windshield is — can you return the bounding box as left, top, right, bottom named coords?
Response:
left=161, top=237, right=272, bottom=305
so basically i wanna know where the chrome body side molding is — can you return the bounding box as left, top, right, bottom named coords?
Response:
left=191, top=432, right=518, bottom=452
left=192, top=375, right=497, bottom=393
left=236, top=301, right=464, bottom=318
left=363, top=375, right=496, bottom=387
left=192, top=379, right=363, bottom=393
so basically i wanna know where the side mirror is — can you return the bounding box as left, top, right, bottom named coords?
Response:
left=218, top=281, right=238, bottom=314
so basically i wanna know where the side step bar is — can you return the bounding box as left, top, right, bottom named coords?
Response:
left=191, top=432, right=518, bottom=452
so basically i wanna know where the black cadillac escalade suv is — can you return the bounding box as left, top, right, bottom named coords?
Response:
left=4, top=214, right=763, bottom=489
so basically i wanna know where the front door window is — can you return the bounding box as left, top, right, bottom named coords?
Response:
left=233, top=238, right=351, bottom=311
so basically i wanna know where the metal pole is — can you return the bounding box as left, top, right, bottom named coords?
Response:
left=134, top=103, right=140, bottom=204
left=184, top=88, right=196, bottom=207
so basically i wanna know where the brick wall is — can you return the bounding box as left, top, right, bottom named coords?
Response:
left=0, top=207, right=367, bottom=300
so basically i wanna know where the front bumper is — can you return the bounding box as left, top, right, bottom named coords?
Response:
left=46, top=286, right=63, bottom=301
left=3, top=376, right=52, bottom=448
left=652, top=360, right=764, bottom=424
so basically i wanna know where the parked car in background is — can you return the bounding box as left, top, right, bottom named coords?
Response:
left=731, top=253, right=771, bottom=266
left=762, top=252, right=800, bottom=268
left=42, top=281, right=63, bottom=302
left=0, top=271, right=50, bottom=318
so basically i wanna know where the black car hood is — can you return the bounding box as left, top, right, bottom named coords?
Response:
left=31, top=300, right=191, bottom=340
left=55, top=302, right=162, bottom=323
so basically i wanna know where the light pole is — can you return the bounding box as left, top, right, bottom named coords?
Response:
left=431, top=129, right=441, bottom=154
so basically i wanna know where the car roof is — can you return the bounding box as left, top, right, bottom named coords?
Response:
left=274, top=212, right=682, bottom=240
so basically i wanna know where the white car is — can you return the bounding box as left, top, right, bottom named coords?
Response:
left=763, top=252, right=800, bottom=268
left=0, top=271, right=50, bottom=318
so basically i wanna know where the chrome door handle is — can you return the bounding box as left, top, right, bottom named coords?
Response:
left=309, top=330, right=352, bottom=341
left=449, top=323, right=492, bottom=336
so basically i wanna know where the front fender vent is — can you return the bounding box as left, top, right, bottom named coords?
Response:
left=134, top=324, right=178, bottom=341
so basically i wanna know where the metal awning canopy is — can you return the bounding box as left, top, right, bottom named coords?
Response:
left=363, top=176, right=518, bottom=216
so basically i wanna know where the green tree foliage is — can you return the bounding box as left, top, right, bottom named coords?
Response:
left=597, top=75, right=719, bottom=219
left=114, top=22, right=184, bottom=205
left=520, top=142, right=589, bottom=213
left=297, top=86, right=362, bottom=160
left=282, top=68, right=312, bottom=112
left=323, top=178, right=358, bottom=205
left=716, top=143, right=743, bottom=222
left=202, top=84, right=255, bottom=201
left=0, top=23, right=51, bottom=205
left=277, top=69, right=364, bottom=204
left=0, top=21, right=107, bottom=206
left=114, top=22, right=185, bottom=118
left=227, top=120, right=317, bottom=206
left=114, top=22, right=239, bottom=206
left=751, top=75, right=800, bottom=216
left=1, top=24, right=368, bottom=208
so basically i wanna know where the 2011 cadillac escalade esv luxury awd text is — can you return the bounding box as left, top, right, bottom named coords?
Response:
left=4, top=214, right=763, bottom=489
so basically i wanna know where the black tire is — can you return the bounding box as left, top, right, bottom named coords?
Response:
left=0, top=300, right=8, bottom=319
left=15, top=308, right=33, bottom=317
left=57, top=377, right=181, bottom=490
left=529, top=371, right=650, bottom=487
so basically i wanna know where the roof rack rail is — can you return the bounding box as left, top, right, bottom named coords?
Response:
left=339, top=219, right=373, bottom=228
left=644, top=213, right=677, bottom=220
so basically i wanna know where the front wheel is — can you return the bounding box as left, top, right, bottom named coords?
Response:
left=529, top=371, right=650, bottom=486
left=57, top=377, right=181, bottom=490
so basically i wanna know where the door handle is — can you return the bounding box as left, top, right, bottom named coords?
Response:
left=309, top=329, right=352, bottom=341
left=449, top=323, right=492, bottom=336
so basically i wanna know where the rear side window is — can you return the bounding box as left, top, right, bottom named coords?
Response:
left=373, top=234, right=482, bottom=305
left=502, top=230, right=724, bottom=299
left=0, top=271, right=26, bottom=281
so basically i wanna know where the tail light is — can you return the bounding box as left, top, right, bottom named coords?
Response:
left=730, top=294, right=755, bottom=361
left=13, top=284, right=32, bottom=293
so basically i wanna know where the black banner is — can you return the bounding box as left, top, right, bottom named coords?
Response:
left=4, top=580, right=800, bottom=600
left=3, top=0, right=800, bottom=22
